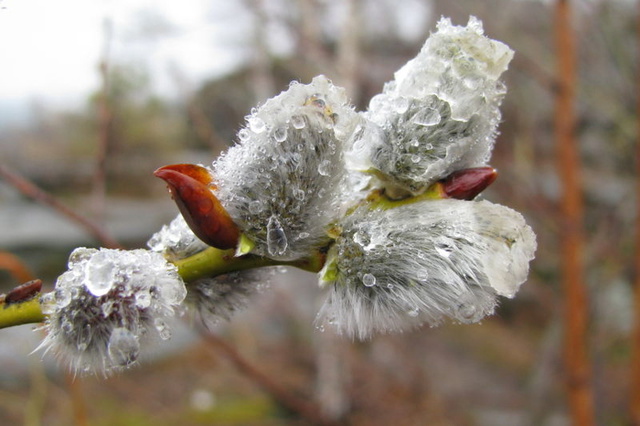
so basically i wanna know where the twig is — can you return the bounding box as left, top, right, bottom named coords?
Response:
left=553, top=1, right=595, bottom=425
left=91, top=19, right=114, bottom=225
left=200, top=330, right=339, bottom=426
left=513, top=53, right=560, bottom=95
left=631, top=0, right=640, bottom=423
left=0, top=251, right=34, bottom=283
left=0, top=164, right=122, bottom=249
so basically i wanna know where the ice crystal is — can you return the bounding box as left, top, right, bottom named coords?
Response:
left=37, top=248, right=186, bottom=375
left=147, top=214, right=209, bottom=261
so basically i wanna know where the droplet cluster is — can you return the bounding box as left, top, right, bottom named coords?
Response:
left=37, top=247, right=187, bottom=375
left=316, top=199, right=536, bottom=339
left=213, top=75, right=361, bottom=260
left=147, top=214, right=209, bottom=261
left=349, top=17, right=514, bottom=196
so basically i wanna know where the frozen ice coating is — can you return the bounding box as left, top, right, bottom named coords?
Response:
left=352, top=16, right=514, bottom=196
left=316, top=199, right=536, bottom=339
left=37, top=248, right=187, bottom=375
left=213, top=75, right=361, bottom=261
left=147, top=214, right=209, bottom=261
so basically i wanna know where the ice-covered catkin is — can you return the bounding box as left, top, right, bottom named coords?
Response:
left=147, top=214, right=209, bottom=261
left=350, top=17, right=514, bottom=197
left=316, top=199, right=536, bottom=340
left=37, top=248, right=187, bottom=375
left=212, top=75, right=360, bottom=261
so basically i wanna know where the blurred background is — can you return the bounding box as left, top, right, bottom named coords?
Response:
left=0, top=0, right=635, bottom=424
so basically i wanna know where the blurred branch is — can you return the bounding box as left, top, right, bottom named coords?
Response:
left=200, top=330, right=339, bottom=426
left=336, top=0, right=362, bottom=99
left=92, top=19, right=114, bottom=225
left=295, top=0, right=334, bottom=74
left=248, top=0, right=276, bottom=103
left=513, top=53, right=559, bottom=95
left=553, top=1, right=595, bottom=425
left=631, top=1, right=640, bottom=424
left=0, top=251, right=34, bottom=284
left=0, top=164, right=122, bottom=249
left=169, top=65, right=229, bottom=154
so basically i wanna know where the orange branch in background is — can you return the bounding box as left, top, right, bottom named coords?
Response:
left=0, top=251, right=34, bottom=284
left=553, top=1, right=595, bottom=425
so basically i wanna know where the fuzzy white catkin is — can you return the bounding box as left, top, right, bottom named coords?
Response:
left=147, top=214, right=209, bottom=261
left=37, top=248, right=187, bottom=375
left=187, top=270, right=268, bottom=329
left=212, top=75, right=361, bottom=261
left=349, top=16, right=514, bottom=197
left=316, top=199, right=536, bottom=340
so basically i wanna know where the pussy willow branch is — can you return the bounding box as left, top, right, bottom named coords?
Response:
left=0, top=246, right=327, bottom=329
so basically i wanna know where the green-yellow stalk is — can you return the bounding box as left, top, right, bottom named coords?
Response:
left=0, top=246, right=327, bottom=330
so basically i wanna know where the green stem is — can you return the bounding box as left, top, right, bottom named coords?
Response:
left=0, top=298, right=45, bottom=328
left=0, top=246, right=327, bottom=329
left=174, top=246, right=326, bottom=283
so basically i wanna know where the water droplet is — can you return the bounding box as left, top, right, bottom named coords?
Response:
left=353, top=231, right=370, bottom=247
left=154, top=318, right=172, bottom=340
left=457, top=303, right=477, bottom=322
left=159, top=281, right=187, bottom=305
left=362, top=273, right=376, bottom=287
left=291, top=115, right=305, bottom=129
left=407, top=307, right=419, bottom=317
left=101, top=299, right=114, bottom=317
left=293, top=188, right=305, bottom=201
left=411, top=154, right=421, bottom=163
left=435, top=239, right=454, bottom=258
left=55, top=287, right=72, bottom=308
left=411, top=107, right=441, bottom=126
left=135, top=291, right=151, bottom=308
left=76, top=324, right=91, bottom=352
left=273, top=126, right=288, bottom=142
left=68, top=247, right=97, bottom=268
left=238, top=128, right=250, bottom=142
left=298, top=232, right=310, bottom=239
left=317, top=160, right=332, bottom=176
left=108, top=327, right=139, bottom=368
left=416, top=269, right=429, bottom=281
left=393, top=97, right=410, bottom=114
left=267, top=216, right=288, bottom=257
left=83, top=251, right=116, bottom=296
left=249, top=200, right=263, bottom=214
left=248, top=117, right=266, bottom=133
left=463, top=75, right=482, bottom=90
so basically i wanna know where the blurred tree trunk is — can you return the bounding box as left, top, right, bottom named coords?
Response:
left=248, top=0, right=276, bottom=103
left=631, top=1, right=640, bottom=424
left=336, top=0, right=362, bottom=100
left=553, top=1, right=595, bottom=425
